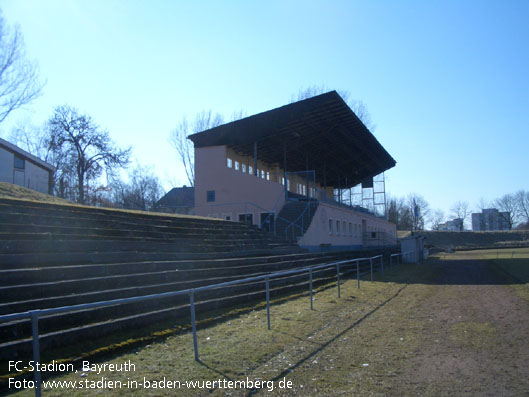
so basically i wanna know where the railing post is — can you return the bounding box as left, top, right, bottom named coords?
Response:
left=30, top=311, right=42, bottom=397
left=357, top=260, right=360, bottom=288
left=309, top=269, right=313, bottom=310
left=337, top=264, right=341, bottom=298
left=265, top=276, right=271, bottom=330
left=370, top=258, right=373, bottom=281
left=189, top=291, right=199, bottom=361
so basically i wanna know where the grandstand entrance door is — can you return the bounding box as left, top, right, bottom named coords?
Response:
left=238, top=213, right=253, bottom=226
left=260, top=212, right=275, bottom=233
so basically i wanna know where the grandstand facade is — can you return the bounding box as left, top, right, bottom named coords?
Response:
left=189, top=91, right=398, bottom=251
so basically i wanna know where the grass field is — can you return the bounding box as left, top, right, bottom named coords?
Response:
left=5, top=247, right=528, bottom=396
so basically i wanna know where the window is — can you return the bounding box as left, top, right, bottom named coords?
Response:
left=207, top=190, right=215, bottom=202
left=14, top=155, right=25, bottom=170
left=303, top=185, right=307, bottom=196
left=234, top=161, right=240, bottom=171
left=242, top=164, right=247, bottom=173
left=349, top=223, right=353, bottom=236
left=249, top=165, right=253, bottom=175
left=343, top=221, right=346, bottom=235
left=261, top=169, right=265, bottom=179
left=266, top=171, right=270, bottom=180
left=227, top=158, right=233, bottom=168
left=328, top=219, right=333, bottom=235
left=287, top=179, right=290, bottom=190
left=336, top=220, right=340, bottom=236
left=224, top=214, right=231, bottom=221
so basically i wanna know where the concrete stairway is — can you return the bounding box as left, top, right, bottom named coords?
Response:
left=276, top=200, right=319, bottom=241
left=0, top=198, right=353, bottom=362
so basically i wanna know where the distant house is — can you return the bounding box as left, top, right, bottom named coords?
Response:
left=0, top=137, right=54, bottom=194
left=439, top=218, right=463, bottom=231
left=472, top=208, right=510, bottom=231
left=156, top=186, right=194, bottom=215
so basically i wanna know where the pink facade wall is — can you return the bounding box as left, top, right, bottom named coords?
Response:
left=299, top=202, right=397, bottom=248
left=194, top=146, right=286, bottom=224
left=195, top=144, right=397, bottom=248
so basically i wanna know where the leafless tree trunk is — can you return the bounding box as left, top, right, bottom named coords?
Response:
left=47, top=105, right=131, bottom=204
left=494, top=193, right=520, bottom=230
left=169, top=110, right=224, bottom=187
left=450, top=201, right=470, bottom=231
left=431, top=210, right=445, bottom=231
left=516, top=190, right=529, bottom=224
left=0, top=13, right=44, bottom=123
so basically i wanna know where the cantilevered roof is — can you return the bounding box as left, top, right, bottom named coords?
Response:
left=188, top=91, right=396, bottom=188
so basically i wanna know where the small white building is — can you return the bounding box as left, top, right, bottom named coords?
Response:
left=0, top=137, right=54, bottom=194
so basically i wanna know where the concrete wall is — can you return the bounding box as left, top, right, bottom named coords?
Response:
left=0, top=146, right=51, bottom=194
left=299, top=202, right=397, bottom=250
left=194, top=145, right=286, bottom=224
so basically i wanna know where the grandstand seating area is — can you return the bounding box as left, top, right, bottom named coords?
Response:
left=0, top=198, right=373, bottom=363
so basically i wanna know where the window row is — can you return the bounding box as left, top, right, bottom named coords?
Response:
left=227, top=157, right=271, bottom=180
left=328, top=219, right=362, bottom=237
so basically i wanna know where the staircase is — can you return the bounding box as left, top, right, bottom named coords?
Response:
left=0, top=197, right=355, bottom=365
left=276, top=200, right=319, bottom=241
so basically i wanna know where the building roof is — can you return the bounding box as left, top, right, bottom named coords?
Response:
left=157, top=186, right=195, bottom=209
left=0, top=137, right=55, bottom=171
left=188, top=91, right=396, bottom=188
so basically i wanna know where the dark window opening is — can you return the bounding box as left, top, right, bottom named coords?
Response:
left=207, top=190, right=215, bottom=202
left=14, top=155, right=25, bottom=170
left=238, top=213, right=253, bottom=226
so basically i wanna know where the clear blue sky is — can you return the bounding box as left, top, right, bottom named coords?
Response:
left=0, top=0, right=528, bottom=219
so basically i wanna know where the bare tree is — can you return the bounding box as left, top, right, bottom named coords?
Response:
left=494, top=193, right=520, bottom=230
left=407, top=193, right=430, bottom=231
left=431, top=209, right=445, bottom=231
left=450, top=200, right=470, bottom=231
left=169, top=110, right=224, bottom=186
left=0, top=12, right=44, bottom=123
left=516, top=190, right=529, bottom=225
left=109, top=165, right=164, bottom=211
left=476, top=197, right=490, bottom=211
left=47, top=105, right=131, bottom=204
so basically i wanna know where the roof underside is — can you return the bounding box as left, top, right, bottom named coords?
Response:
left=188, top=91, right=396, bottom=188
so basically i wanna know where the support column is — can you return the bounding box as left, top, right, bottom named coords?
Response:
left=253, top=142, right=258, bottom=177
left=283, top=142, right=288, bottom=201
left=323, top=161, right=327, bottom=201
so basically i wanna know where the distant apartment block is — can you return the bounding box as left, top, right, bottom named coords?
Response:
left=472, top=209, right=510, bottom=231
left=439, top=218, right=463, bottom=231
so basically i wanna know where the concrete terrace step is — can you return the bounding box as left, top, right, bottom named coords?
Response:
left=0, top=254, right=338, bottom=315
left=0, top=262, right=337, bottom=342
left=0, top=239, right=297, bottom=255
left=0, top=212, right=269, bottom=236
left=0, top=256, right=335, bottom=303
left=0, top=252, right=327, bottom=286
left=0, top=267, right=339, bottom=360
left=0, top=199, right=254, bottom=232
left=0, top=247, right=302, bottom=268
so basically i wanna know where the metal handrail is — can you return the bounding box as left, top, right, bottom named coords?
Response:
left=2, top=253, right=390, bottom=396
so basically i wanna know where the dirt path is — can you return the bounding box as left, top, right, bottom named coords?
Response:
left=269, top=255, right=529, bottom=396
left=403, top=258, right=529, bottom=396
